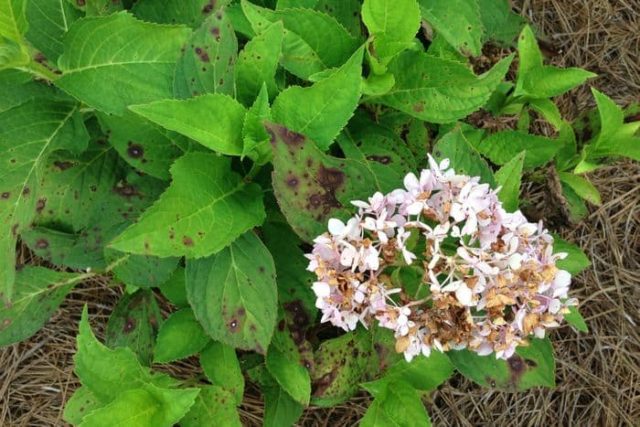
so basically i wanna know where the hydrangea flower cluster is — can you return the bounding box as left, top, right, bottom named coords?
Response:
left=306, top=156, right=577, bottom=361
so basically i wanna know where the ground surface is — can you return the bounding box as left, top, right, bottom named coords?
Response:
left=2, top=1, right=639, bottom=426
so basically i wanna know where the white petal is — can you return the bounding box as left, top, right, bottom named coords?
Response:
left=404, top=173, right=420, bottom=191
left=328, top=218, right=345, bottom=235
left=312, top=281, right=331, bottom=297
left=554, top=270, right=571, bottom=288
left=455, top=283, right=473, bottom=306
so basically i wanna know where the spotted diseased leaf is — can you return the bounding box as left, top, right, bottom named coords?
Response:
left=272, top=47, right=364, bottom=150
left=0, top=267, right=81, bottom=347
left=56, top=12, right=192, bottom=114
left=174, top=9, right=237, bottom=98
left=235, top=21, right=283, bottom=105
left=63, top=386, right=101, bottom=425
left=132, top=0, right=229, bottom=28
left=181, top=385, right=242, bottom=427
left=186, top=231, right=278, bottom=353
left=0, top=98, right=86, bottom=300
left=105, top=290, right=163, bottom=365
left=374, top=50, right=513, bottom=123
left=110, top=153, right=265, bottom=258
left=267, top=123, right=376, bottom=242
left=154, top=308, right=210, bottom=363
left=419, top=0, right=483, bottom=56
left=98, top=111, right=190, bottom=181
left=448, top=337, right=556, bottom=391
left=315, top=0, right=363, bottom=38
left=130, top=94, right=247, bottom=156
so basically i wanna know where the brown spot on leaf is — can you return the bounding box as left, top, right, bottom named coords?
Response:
left=113, top=182, right=141, bottom=199
left=367, top=155, right=392, bottom=165
left=201, top=0, right=216, bottom=14
left=1, top=192, right=10, bottom=200
left=286, top=174, right=299, bottom=188
left=54, top=160, right=74, bottom=171
left=123, top=317, right=136, bottom=333
left=413, top=102, right=425, bottom=113
left=182, top=236, right=194, bottom=247
left=127, top=142, right=144, bottom=159
left=266, top=123, right=305, bottom=146
left=229, top=319, right=239, bottom=332
left=194, top=47, right=210, bottom=62
left=312, top=369, right=339, bottom=396
left=35, top=239, right=49, bottom=250
left=22, top=187, right=30, bottom=196
left=210, top=27, right=220, bottom=40
left=35, top=198, right=46, bottom=213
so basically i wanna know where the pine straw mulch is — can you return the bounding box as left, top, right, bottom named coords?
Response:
left=2, top=1, right=640, bottom=426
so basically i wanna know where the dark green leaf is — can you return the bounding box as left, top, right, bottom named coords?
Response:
left=361, top=380, right=432, bottom=427
left=553, top=238, right=590, bottom=275
left=154, top=308, right=210, bottom=363
left=266, top=329, right=312, bottom=405
left=474, top=130, right=561, bottom=170
left=434, top=127, right=495, bottom=186
left=181, top=385, right=242, bottom=427
left=419, top=0, right=483, bottom=56
left=133, top=0, right=230, bottom=28
left=200, top=341, right=245, bottom=404
left=494, top=151, right=525, bottom=212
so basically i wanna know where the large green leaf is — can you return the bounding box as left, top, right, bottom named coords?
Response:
left=63, top=386, right=101, bottom=425
left=132, top=0, right=230, bottom=28
left=267, top=123, right=376, bottom=242
left=0, top=0, right=27, bottom=42
left=272, top=47, right=363, bottom=150
left=130, top=94, right=246, bottom=156
left=25, top=0, right=81, bottom=61
left=77, top=383, right=199, bottom=427
left=235, top=20, right=283, bottom=105
left=186, top=231, right=278, bottom=353
left=56, top=12, right=191, bottom=114
left=0, top=267, right=81, bottom=346
left=0, top=70, right=52, bottom=113
left=98, top=111, right=189, bottom=181
left=433, top=127, right=495, bottom=186
left=0, top=98, right=85, bottom=300
left=494, top=151, right=525, bottom=212
left=266, top=329, right=312, bottom=405
left=200, top=341, right=245, bottom=403
left=419, top=0, right=483, bottom=56
left=362, top=0, right=421, bottom=62
left=173, top=10, right=237, bottom=98
left=242, top=0, right=359, bottom=79
left=361, top=380, right=432, bottom=427
left=153, top=308, right=210, bottom=363
left=181, top=385, right=242, bottom=427
left=110, top=153, right=265, bottom=258
left=448, top=337, right=556, bottom=391
left=105, top=290, right=162, bottom=365
left=374, top=50, right=512, bottom=123
left=474, top=130, right=561, bottom=170
left=478, top=0, right=524, bottom=45
left=558, top=172, right=602, bottom=206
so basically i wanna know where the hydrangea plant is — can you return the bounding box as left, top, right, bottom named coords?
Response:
left=0, top=0, right=636, bottom=425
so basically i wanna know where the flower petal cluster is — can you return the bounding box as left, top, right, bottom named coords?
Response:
left=306, top=156, right=577, bottom=361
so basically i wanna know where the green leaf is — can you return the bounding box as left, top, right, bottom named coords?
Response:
left=200, top=341, right=245, bottom=404
left=0, top=70, right=52, bottom=113
left=558, top=172, right=602, bottom=205
left=107, top=249, right=180, bottom=288
left=364, top=351, right=454, bottom=393
left=78, top=383, right=199, bottom=427
left=186, top=231, right=278, bottom=353
left=553, top=237, right=590, bottom=275
left=564, top=305, right=588, bottom=333
left=181, top=385, right=242, bottom=427
left=474, top=130, right=561, bottom=169
left=242, top=84, right=273, bottom=164
left=515, top=26, right=543, bottom=87
left=361, top=380, right=432, bottom=427
left=0, top=98, right=84, bottom=300
left=251, top=367, right=305, bottom=427
left=173, top=10, right=237, bottom=98
left=158, top=267, right=188, bottom=307
left=433, top=127, right=495, bottom=186
left=523, top=66, right=596, bottom=99
left=561, top=182, right=588, bottom=222
left=74, top=307, right=180, bottom=402
left=98, top=111, right=189, bottom=181
left=25, top=0, right=81, bottom=61
left=154, top=308, right=210, bottom=363
left=133, top=0, right=230, bottom=28
left=56, top=12, right=191, bottom=114
left=242, top=0, right=359, bottom=79
left=448, top=337, right=556, bottom=391
left=267, top=123, right=376, bottom=242
left=105, top=290, right=163, bottom=365
left=362, top=0, right=421, bottom=62
left=277, top=0, right=318, bottom=8
left=63, top=386, right=101, bottom=425
left=235, top=21, right=283, bottom=105
left=130, top=94, right=246, bottom=156
left=0, top=267, right=81, bottom=346
left=419, top=0, right=483, bottom=56
left=315, top=0, right=363, bottom=38
left=375, top=51, right=513, bottom=123
left=478, top=0, right=524, bottom=46
left=272, top=47, right=363, bottom=150
left=110, top=153, right=265, bottom=258
left=311, top=329, right=373, bottom=406
left=584, top=88, right=640, bottom=161
left=266, top=328, right=312, bottom=405
left=494, top=151, right=525, bottom=212
left=0, top=0, right=27, bottom=42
